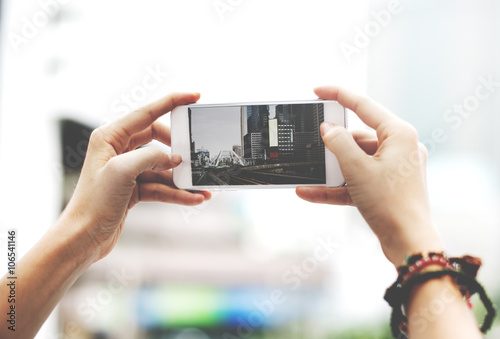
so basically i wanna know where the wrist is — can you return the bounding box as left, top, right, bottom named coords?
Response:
left=382, top=220, right=444, bottom=267
left=53, top=207, right=101, bottom=269
left=392, top=238, right=445, bottom=268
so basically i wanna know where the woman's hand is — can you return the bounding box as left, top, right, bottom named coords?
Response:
left=63, top=92, right=211, bottom=262
left=296, top=86, right=443, bottom=266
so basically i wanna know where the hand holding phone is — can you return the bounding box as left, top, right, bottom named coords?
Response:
left=296, top=86, right=443, bottom=267
left=171, top=100, right=346, bottom=190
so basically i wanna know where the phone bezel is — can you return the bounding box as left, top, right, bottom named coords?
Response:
left=171, top=100, right=346, bottom=190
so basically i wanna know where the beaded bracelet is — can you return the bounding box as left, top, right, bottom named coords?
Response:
left=398, top=252, right=455, bottom=285
left=384, top=252, right=497, bottom=339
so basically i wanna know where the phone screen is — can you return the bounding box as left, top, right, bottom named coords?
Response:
left=188, top=103, right=326, bottom=186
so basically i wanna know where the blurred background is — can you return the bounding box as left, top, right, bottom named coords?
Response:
left=0, top=0, right=499, bottom=338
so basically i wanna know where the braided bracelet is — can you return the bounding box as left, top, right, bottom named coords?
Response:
left=384, top=253, right=497, bottom=339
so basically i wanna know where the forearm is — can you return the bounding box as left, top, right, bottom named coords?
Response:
left=0, top=213, right=97, bottom=338
left=407, top=275, right=482, bottom=339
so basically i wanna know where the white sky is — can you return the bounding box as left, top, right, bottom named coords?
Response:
left=190, top=106, right=242, bottom=156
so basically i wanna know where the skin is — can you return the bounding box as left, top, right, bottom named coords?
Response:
left=296, top=86, right=482, bottom=339
left=0, top=88, right=483, bottom=338
left=0, top=92, right=211, bottom=338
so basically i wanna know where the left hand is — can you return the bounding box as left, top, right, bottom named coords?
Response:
left=63, top=92, right=211, bottom=261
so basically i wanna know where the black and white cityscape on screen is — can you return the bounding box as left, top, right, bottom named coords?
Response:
left=189, top=103, right=326, bottom=186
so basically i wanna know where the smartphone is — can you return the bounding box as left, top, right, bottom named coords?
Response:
left=171, top=100, right=346, bottom=190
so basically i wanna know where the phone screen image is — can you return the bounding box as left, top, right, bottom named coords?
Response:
left=188, top=103, right=326, bottom=186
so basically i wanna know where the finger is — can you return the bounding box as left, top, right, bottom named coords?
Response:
left=106, top=92, right=200, bottom=152
left=314, top=86, right=394, bottom=129
left=320, top=122, right=368, bottom=177
left=137, top=182, right=206, bottom=206
left=296, top=186, right=354, bottom=206
left=198, top=190, right=212, bottom=200
left=137, top=170, right=212, bottom=201
left=351, top=129, right=378, bottom=155
left=315, top=85, right=421, bottom=148
left=138, top=169, right=174, bottom=185
left=117, top=92, right=199, bottom=135
left=127, top=121, right=171, bottom=151
left=104, top=146, right=182, bottom=181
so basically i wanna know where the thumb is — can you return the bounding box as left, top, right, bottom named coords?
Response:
left=321, top=122, right=368, bottom=174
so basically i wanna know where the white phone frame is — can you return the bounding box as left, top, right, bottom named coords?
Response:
left=171, top=100, right=346, bottom=190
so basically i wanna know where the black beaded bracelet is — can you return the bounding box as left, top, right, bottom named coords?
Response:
left=384, top=269, right=496, bottom=339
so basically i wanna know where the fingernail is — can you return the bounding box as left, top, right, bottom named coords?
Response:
left=170, top=154, right=182, bottom=164
left=320, top=122, right=336, bottom=136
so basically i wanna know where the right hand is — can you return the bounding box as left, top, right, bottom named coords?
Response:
left=296, top=86, right=443, bottom=267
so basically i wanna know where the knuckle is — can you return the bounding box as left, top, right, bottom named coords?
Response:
left=152, top=186, right=164, bottom=201
left=142, top=145, right=159, bottom=157
left=149, top=147, right=167, bottom=163
left=89, top=127, right=105, bottom=144
left=402, top=122, right=419, bottom=141
left=417, top=142, right=428, bottom=166
left=144, top=108, right=156, bottom=123
left=173, top=190, right=182, bottom=203
left=170, top=93, right=180, bottom=106
left=392, top=121, right=419, bottom=145
left=150, top=124, right=159, bottom=141
left=355, top=96, right=375, bottom=112
left=418, top=142, right=428, bottom=158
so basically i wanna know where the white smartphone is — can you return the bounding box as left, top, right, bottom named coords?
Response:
left=171, top=100, right=346, bottom=190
